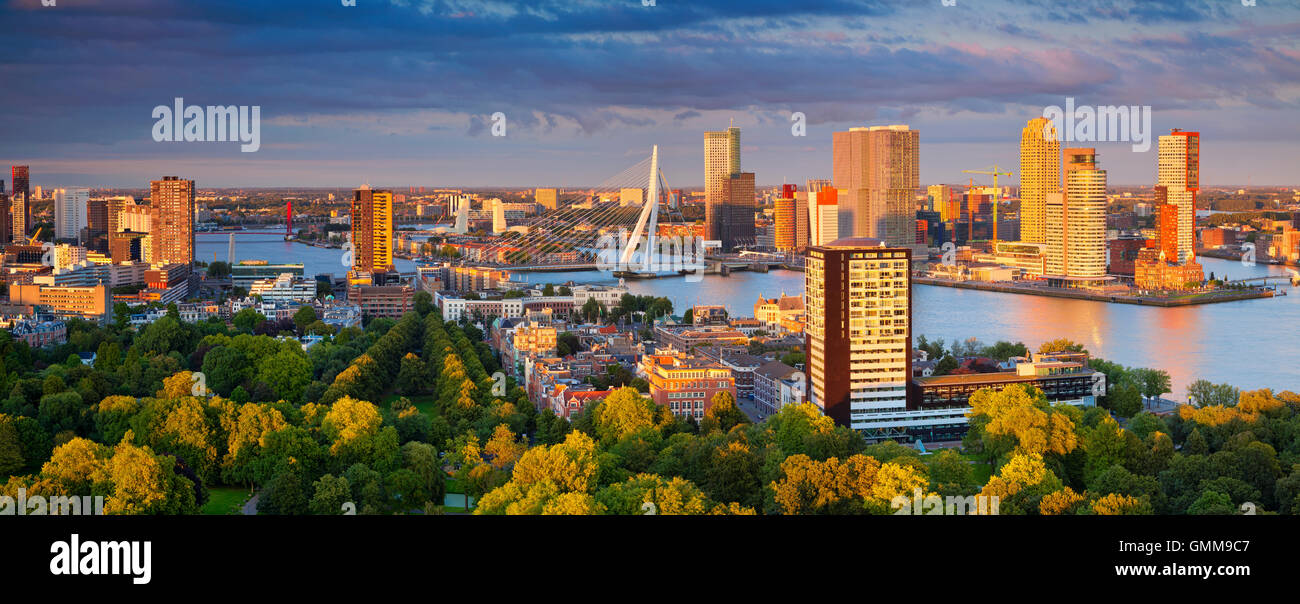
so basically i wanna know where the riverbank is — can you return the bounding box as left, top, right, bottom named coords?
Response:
left=1197, top=247, right=1300, bottom=270
left=913, top=277, right=1276, bottom=306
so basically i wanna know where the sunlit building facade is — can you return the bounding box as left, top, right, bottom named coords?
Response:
left=806, top=237, right=911, bottom=434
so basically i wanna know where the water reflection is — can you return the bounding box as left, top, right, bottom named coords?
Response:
left=196, top=234, right=1298, bottom=398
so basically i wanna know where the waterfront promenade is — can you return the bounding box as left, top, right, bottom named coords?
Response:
left=913, top=276, right=1276, bottom=307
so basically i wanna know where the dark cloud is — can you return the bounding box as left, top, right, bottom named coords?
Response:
left=0, top=0, right=1296, bottom=185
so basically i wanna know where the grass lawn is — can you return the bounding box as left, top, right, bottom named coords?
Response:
left=202, top=487, right=251, bottom=515
left=380, top=393, right=438, bottom=416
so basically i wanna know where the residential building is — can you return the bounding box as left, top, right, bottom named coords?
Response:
left=805, top=237, right=911, bottom=433
left=1044, top=148, right=1108, bottom=286
left=831, top=125, right=919, bottom=246
left=1019, top=117, right=1060, bottom=245
left=641, top=352, right=738, bottom=420
left=753, top=360, right=803, bottom=414
left=350, top=284, right=413, bottom=318
left=808, top=187, right=839, bottom=246
left=150, top=176, right=195, bottom=266
left=53, top=188, right=89, bottom=242
left=351, top=185, right=394, bottom=275
left=704, top=125, right=741, bottom=245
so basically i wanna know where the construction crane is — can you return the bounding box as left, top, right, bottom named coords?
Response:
left=962, top=165, right=1013, bottom=244
left=26, top=226, right=42, bottom=246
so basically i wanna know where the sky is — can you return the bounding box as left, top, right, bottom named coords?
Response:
left=2, top=0, right=1298, bottom=189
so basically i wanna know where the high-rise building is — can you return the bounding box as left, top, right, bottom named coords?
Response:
left=1157, top=129, right=1199, bottom=263
left=831, top=125, right=918, bottom=246
left=84, top=197, right=109, bottom=252
left=774, top=189, right=796, bottom=252
left=805, top=237, right=911, bottom=431
left=54, top=188, right=89, bottom=242
left=808, top=187, right=840, bottom=246
left=11, top=194, right=28, bottom=242
left=1044, top=149, right=1107, bottom=283
left=927, top=184, right=956, bottom=216
left=719, top=172, right=755, bottom=250
left=1019, top=117, right=1060, bottom=245
left=351, top=185, right=394, bottom=274
left=11, top=166, right=29, bottom=236
left=0, top=183, right=9, bottom=246
left=535, top=188, right=558, bottom=211
left=704, top=125, right=741, bottom=244
left=491, top=198, right=507, bottom=234
left=150, top=176, right=195, bottom=266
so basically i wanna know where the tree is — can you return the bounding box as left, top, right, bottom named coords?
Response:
left=1187, top=379, right=1239, bottom=407
left=136, top=316, right=190, bottom=357
left=928, top=449, right=977, bottom=498
left=233, top=308, right=267, bottom=333
left=1038, top=339, right=1086, bottom=354
left=0, top=414, right=24, bottom=476
left=206, top=261, right=232, bottom=279
left=1131, top=368, right=1172, bottom=401
left=259, top=468, right=309, bottom=515
left=933, top=355, right=958, bottom=376
left=1109, top=381, right=1143, bottom=418
left=966, top=384, right=1077, bottom=465
left=257, top=350, right=312, bottom=403
left=580, top=298, right=603, bottom=323
left=396, top=353, right=432, bottom=395
left=413, top=291, right=434, bottom=316
left=1186, top=490, right=1236, bottom=515
left=293, top=306, right=318, bottom=335
left=701, top=391, right=747, bottom=433
left=201, top=346, right=251, bottom=397
left=309, top=474, right=352, bottom=515
left=591, top=387, right=655, bottom=443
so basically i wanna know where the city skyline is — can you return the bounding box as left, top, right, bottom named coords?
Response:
left=1, top=1, right=1298, bottom=188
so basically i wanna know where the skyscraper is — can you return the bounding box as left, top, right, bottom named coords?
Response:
left=0, top=182, right=9, bottom=246
left=1044, top=149, right=1106, bottom=283
left=774, top=187, right=796, bottom=252
left=85, top=197, right=109, bottom=252
left=831, top=125, right=918, bottom=246
left=1157, top=129, right=1199, bottom=263
left=1019, top=117, right=1060, bottom=245
left=704, top=125, right=741, bottom=244
left=11, top=166, right=30, bottom=236
left=11, top=194, right=28, bottom=242
left=719, top=172, right=755, bottom=250
left=808, top=187, right=839, bottom=247
left=150, top=177, right=196, bottom=266
left=806, top=237, right=911, bottom=430
left=54, top=187, right=89, bottom=242
left=351, top=185, right=394, bottom=274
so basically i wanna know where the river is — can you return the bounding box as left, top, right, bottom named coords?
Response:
left=198, top=233, right=1299, bottom=399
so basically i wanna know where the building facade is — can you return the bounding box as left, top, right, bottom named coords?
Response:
left=1019, top=117, right=1060, bottom=245
left=150, top=176, right=195, bottom=266
left=351, top=185, right=394, bottom=275
left=805, top=237, right=911, bottom=432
